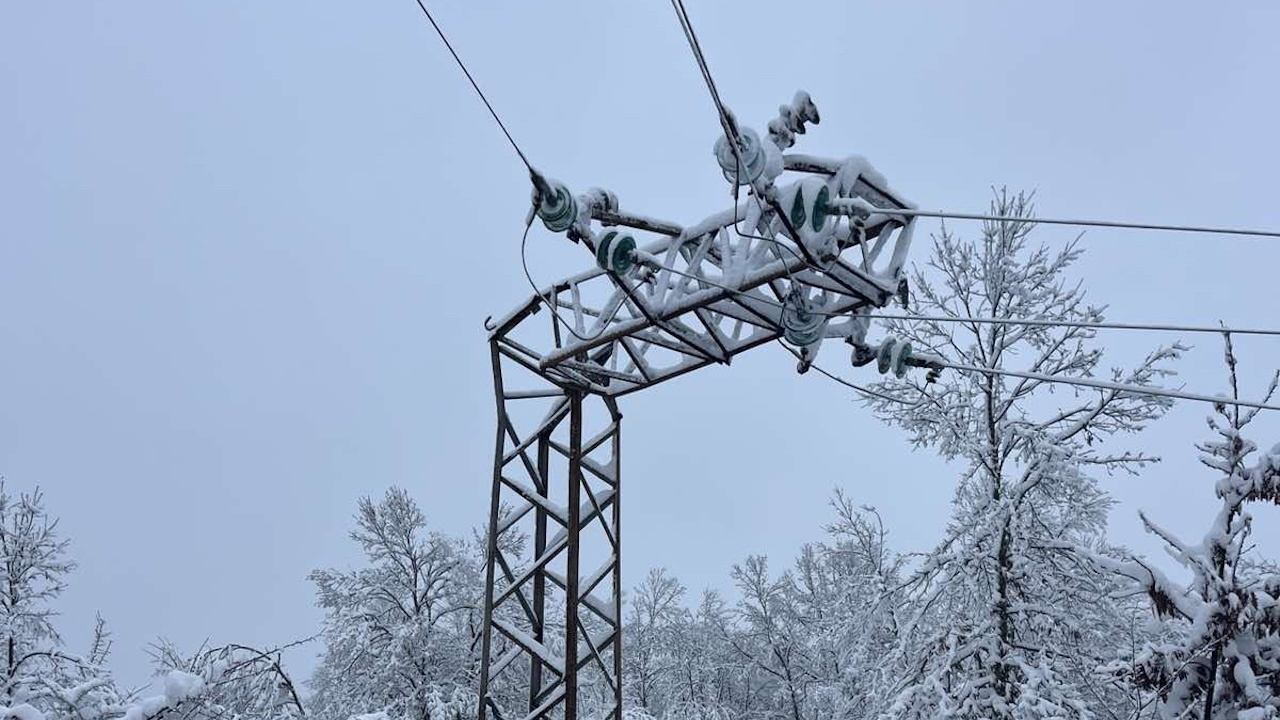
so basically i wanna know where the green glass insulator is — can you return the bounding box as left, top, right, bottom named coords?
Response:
left=538, top=183, right=577, bottom=233
left=877, top=339, right=895, bottom=375
left=596, top=231, right=636, bottom=275
left=790, top=191, right=807, bottom=230
left=812, top=185, right=830, bottom=231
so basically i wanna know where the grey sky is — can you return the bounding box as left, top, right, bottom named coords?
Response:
left=3, top=0, right=1279, bottom=693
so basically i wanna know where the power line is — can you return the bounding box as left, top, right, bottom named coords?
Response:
left=414, top=0, right=1279, bottom=408
left=934, top=360, right=1280, bottom=412
left=653, top=265, right=1280, bottom=411
left=875, top=313, right=1280, bottom=338
left=669, top=0, right=739, bottom=142
left=838, top=204, right=1280, bottom=240
left=661, top=265, right=1280, bottom=340
left=783, top=345, right=1280, bottom=413
left=667, top=1, right=842, bottom=286
left=409, top=0, right=533, bottom=172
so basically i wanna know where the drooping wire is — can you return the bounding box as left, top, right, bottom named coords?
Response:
left=775, top=342, right=915, bottom=406
left=662, top=263, right=910, bottom=405
left=409, top=0, right=533, bottom=172
left=851, top=206, right=1280, bottom=240
left=520, top=216, right=629, bottom=343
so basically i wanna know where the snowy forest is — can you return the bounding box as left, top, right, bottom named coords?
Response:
left=4, top=196, right=1279, bottom=720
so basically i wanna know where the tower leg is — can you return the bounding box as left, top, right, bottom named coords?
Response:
left=479, top=339, right=623, bottom=720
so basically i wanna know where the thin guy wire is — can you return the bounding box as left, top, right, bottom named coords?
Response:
left=852, top=206, right=1280, bottom=240
left=776, top=342, right=913, bottom=406
left=874, top=313, right=1280, bottom=338
left=410, top=0, right=533, bottom=171
left=663, top=264, right=905, bottom=404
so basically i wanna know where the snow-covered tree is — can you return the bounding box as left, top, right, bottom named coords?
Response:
left=727, top=554, right=817, bottom=720
left=0, top=480, right=309, bottom=720
left=811, top=495, right=906, bottom=720
left=0, top=483, right=135, bottom=720
left=0, top=616, right=138, bottom=720
left=624, top=568, right=687, bottom=716
left=1101, top=334, right=1280, bottom=720
left=712, top=496, right=906, bottom=720
left=662, top=590, right=741, bottom=720
left=146, top=638, right=309, bottom=720
left=863, top=190, right=1182, bottom=720
left=0, top=484, right=74, bottom=694
left=618, top=493, right=905, bottom=720
left=308, top=487, right=481, bottom=720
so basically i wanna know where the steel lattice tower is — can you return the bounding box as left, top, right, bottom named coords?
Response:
left=477, top=93, right=921, bottom=720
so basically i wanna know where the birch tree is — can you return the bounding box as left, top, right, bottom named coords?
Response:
left=864, top=190, right=1182, bottom=720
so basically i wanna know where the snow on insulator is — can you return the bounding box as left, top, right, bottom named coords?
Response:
left=849, top=309, right=872, bottom=345
left=781, top=288, right=828, bottom=349
left=714, top=127, right=768, bottom=186
left=851, top=341, right=877, bottom=367
left=583, top=187, right=619, bottom=215
left=876, top=337, right=913, bottom=378
left=594, top=230, right=637, bottom=275
left=767, top=91, right=820, bottom=150
left=534, top=178, right=578, bottom=233
left=781, top=176, right=833, bottom=233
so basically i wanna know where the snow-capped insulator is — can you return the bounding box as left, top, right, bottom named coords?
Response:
left=781, top=177, right=832, bottom=233
left=851, top=342, right=877, bottom=367
left=876, top=339, right=894, bottom=374
left=714, top=128, right=768, bottom=186
left=535, top=179, right=578, bottom=233
left=781, top=291, right=827, bottom=348
left=890, top=339, right=911, bottom=378
left=583, top=187, right=619, bottom=215
left=767, top=91, right=820, bottom=150
left=875, top=337, right=913, bottom=378
left=595, top=231, right=637, bottom=275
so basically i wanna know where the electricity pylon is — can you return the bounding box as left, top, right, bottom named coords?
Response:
left=477, top=92, right=924, bottom=720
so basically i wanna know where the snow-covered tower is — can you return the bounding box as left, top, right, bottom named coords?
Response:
left=477, top=92, right=919, bottom=720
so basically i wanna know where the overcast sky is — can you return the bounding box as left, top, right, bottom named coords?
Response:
left=3, top=0, right=1280, bottom=693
